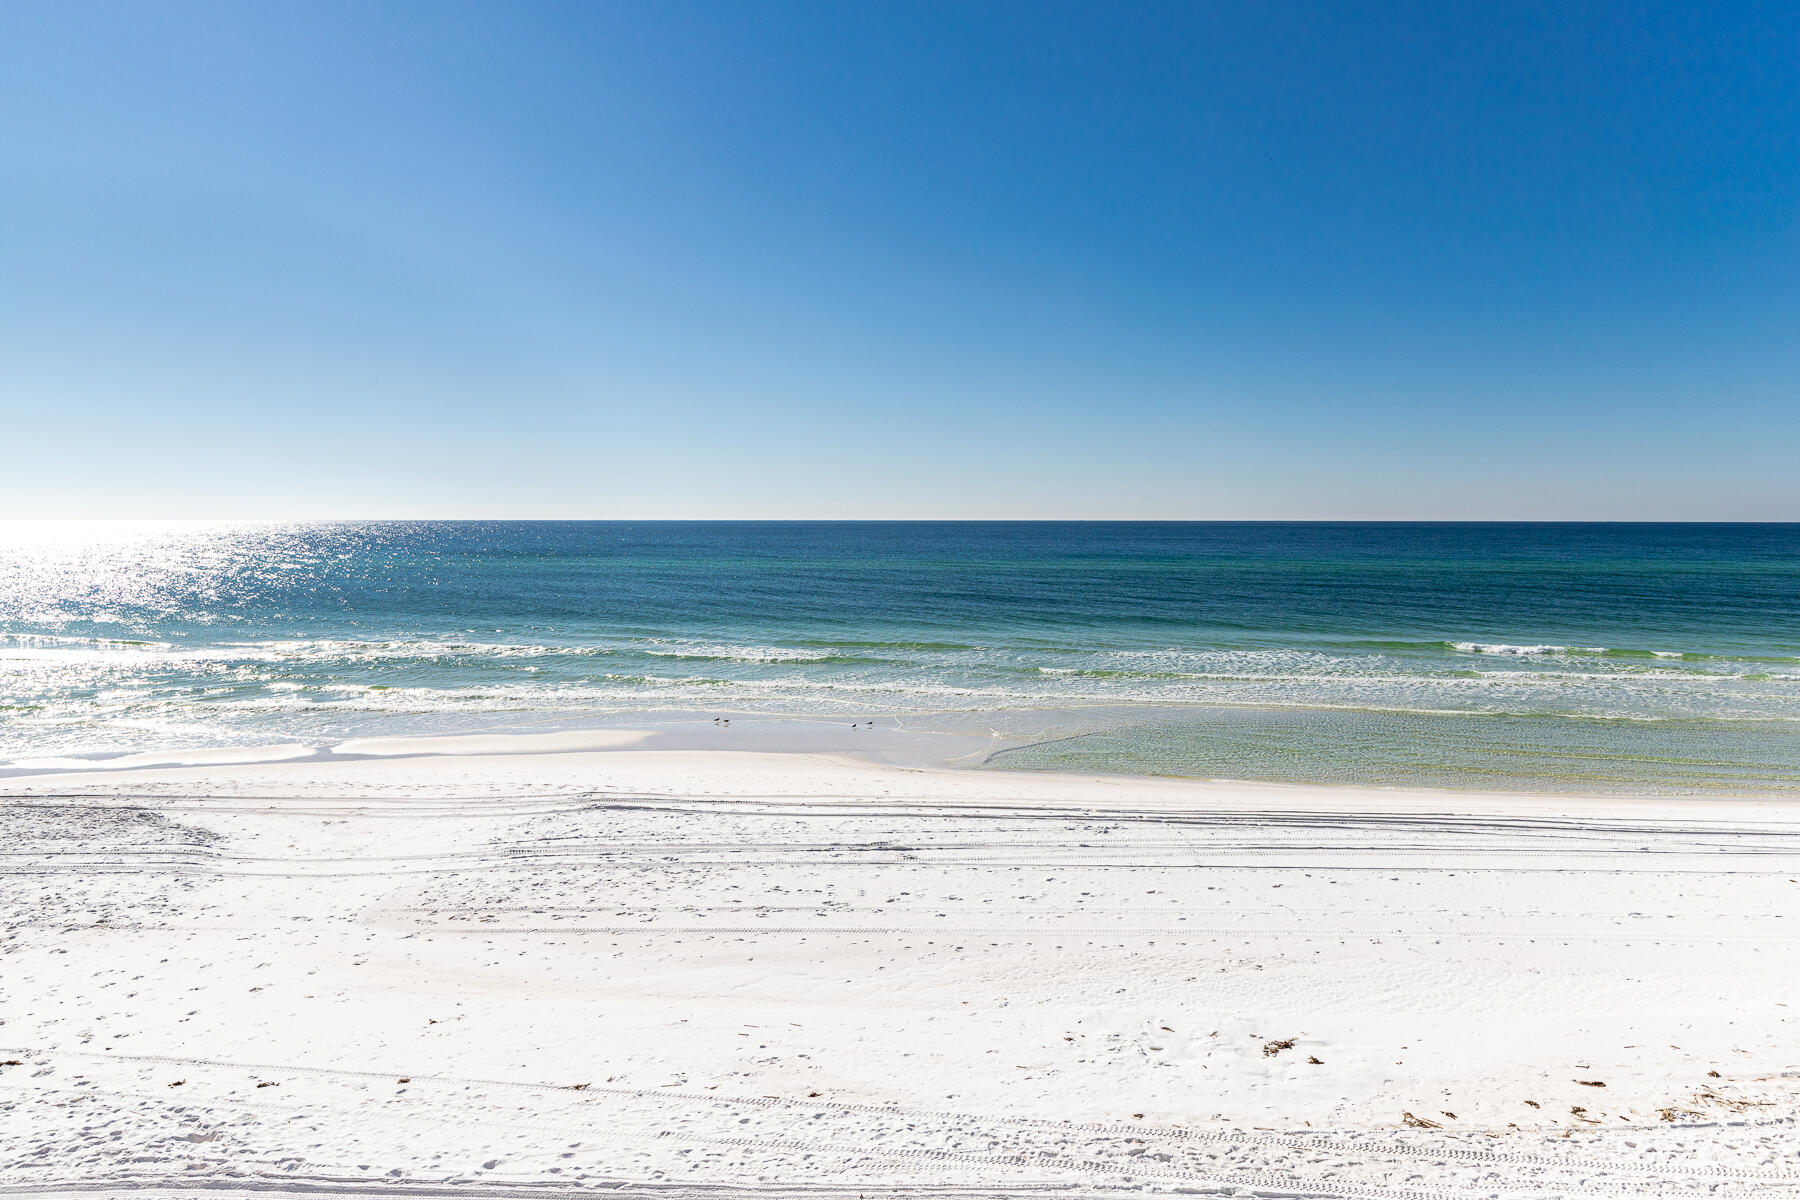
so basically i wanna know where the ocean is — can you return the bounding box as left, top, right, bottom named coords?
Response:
left=3, top=520, right=1797, bottom=793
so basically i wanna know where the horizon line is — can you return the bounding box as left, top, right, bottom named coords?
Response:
left=5, top=517, right=1798, bottom=526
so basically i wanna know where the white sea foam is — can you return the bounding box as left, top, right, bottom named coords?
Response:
left=644, top=643, right=838, bottom=663
left=0, top=636, right=615, bottom=667
left=1450, top=642, right=1605, bottom=656
left=218, top=639, right=613, bottom=662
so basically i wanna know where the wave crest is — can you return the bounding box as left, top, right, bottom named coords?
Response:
left=643, top=643, right=841, bottom=663
left=1449, top=642, right=1606, bottom=656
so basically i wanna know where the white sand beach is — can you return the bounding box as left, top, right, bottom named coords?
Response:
left=3, top=732, right=1797, bottom=1197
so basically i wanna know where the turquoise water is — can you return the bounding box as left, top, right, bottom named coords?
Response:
left=2, top=521, right=1797, bottom=792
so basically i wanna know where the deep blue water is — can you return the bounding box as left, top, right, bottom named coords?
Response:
left=3, top=521, right=1797, bottom=790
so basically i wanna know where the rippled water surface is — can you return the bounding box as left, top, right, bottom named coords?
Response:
left=2, top=521, right=1797, bottom=790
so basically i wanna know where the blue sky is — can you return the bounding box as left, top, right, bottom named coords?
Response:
left=2, top=1, right=1796, bottom=518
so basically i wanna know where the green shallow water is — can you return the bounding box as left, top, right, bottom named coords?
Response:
left=984, top=706, right=1800, bottom=795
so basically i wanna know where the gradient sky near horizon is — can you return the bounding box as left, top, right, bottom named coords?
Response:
left=2, top=1, right=1797, bottom=519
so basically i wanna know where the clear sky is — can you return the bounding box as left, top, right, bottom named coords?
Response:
left=2, top=1, right=1796, bottom=519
